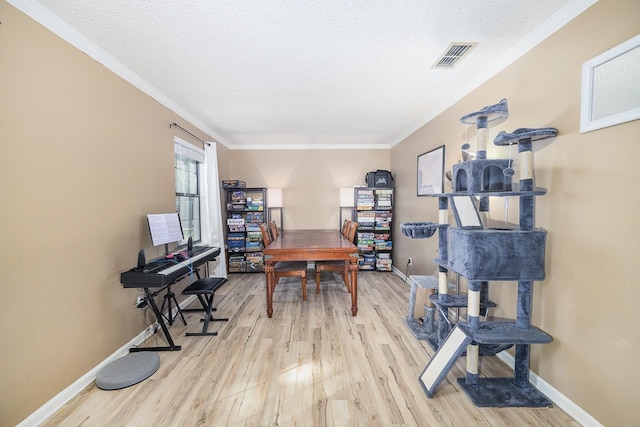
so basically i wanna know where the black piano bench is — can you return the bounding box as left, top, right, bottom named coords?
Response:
left=181, top=277, right=229, bottom=337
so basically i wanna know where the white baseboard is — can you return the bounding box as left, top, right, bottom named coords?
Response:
left=21, top=287, right=601, bottom=427
left=17, top=295, right=197, bottom=426
left=392, top=266, right=409, bottom=283
left=394, top=265, right=600, bottom=426
left=495, top=351, right=603, bottom=427
left=17, top=330, right=148, bottom=427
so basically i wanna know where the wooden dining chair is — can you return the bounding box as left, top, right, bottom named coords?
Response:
left=259, top=223, right=309, bottom=300
left=314, top=220, right=358, bottom=293
left=345, top=220, right=358, bottom=244
left=341, top=218, right=349, bottom=236
left=269, top=220, right=279, bottom=239
left=259, top=222, right=273, bottom=246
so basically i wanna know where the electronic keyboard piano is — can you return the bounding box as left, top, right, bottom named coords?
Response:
left=120, top=246, right=220, bottom=288
left=120, top=246, right=221, bottom=352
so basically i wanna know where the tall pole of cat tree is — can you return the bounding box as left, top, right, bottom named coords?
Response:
left=474, top=116, right=492, bottom=318
left=476, top=116, right=488, bottom=160
left=464, top=115, right=491, bottom=383
left=515, top=137, right=534, bottom=388
left=437, top=196, right=450, bottom=345
left=461, top=116, right=489, bottom=385
left=465, top=279, right=481, bottom=386
left=458, top=99, right=509, bottom=388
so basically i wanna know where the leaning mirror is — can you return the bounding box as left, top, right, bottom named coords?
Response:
left=580, top=34, right=640, bottom=133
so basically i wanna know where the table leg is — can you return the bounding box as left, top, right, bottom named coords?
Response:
left=265, top=262, right=274, bottom=318
left=350, top=259, right=358, bottom=316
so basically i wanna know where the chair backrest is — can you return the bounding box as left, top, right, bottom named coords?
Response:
left=259, top=223, right=273, bottom=246
left=345, top=221, right=358, bottom=243
left=269, top=220, right=279, bottom=239
left=341, top=219, right=350, bottom=236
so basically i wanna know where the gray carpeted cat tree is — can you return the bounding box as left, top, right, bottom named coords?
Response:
left=403, top=98, right=558, bottom=407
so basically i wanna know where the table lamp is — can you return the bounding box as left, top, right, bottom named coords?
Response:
left=339, top=187, right=355, bottom=228
left=267, top=188, right=284, bottom=232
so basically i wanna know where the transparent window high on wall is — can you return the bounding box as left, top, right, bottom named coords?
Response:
left=175, top=144, right=202, bottom=245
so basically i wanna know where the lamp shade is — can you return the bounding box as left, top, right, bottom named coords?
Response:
left=268, top=188, right=283, bottom=208
left=340, top=187, right=354, bottom=207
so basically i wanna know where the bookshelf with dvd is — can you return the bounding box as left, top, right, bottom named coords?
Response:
left=224, top=187, right=267, bottom=273
left=354, top=187, right=393, bottom=271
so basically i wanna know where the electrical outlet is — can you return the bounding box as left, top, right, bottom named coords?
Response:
left=136, top=295, right=147, bottom=309
left=408, top=257, right=413, bottom=265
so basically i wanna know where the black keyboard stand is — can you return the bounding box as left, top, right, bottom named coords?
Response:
left=160, top=283, right=187, bottom=326
left=121, top=246, right=220, bottom=352
left=130, top=287, right=182, bottom=352
left=130, top=260, right=204, bottom=352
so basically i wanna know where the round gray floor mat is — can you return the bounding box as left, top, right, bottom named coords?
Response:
left=95, top=352, right=160, bottom=390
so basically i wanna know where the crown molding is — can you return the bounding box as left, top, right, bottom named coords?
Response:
left=228, top=143, right=392, bottom=150
left=388, top=0, right=599, bottom=148
left=7, top=0, right=233, bottom=149
left=9, top=0, right=597, bottom=152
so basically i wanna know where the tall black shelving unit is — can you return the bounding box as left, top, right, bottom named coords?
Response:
left=354, top=187, right=393, bottom=272
left=224, top=187, right=267, bottom=273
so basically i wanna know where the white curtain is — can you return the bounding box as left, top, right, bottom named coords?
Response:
left=203, top=143, right=227, bottom=278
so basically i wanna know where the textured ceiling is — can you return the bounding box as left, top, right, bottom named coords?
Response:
left=17, top=0, right=596, bottom=149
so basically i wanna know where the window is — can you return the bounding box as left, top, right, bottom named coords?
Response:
left=175, top=138, right=205, bottom=245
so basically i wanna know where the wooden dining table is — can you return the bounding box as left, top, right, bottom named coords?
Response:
left=263, top=229, right=360, bottom=318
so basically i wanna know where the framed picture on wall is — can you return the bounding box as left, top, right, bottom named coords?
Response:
left=417, top=145, right=445, bottom=196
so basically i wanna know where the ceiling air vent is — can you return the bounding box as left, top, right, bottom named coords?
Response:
left=432, top=42, right=477, bottom=69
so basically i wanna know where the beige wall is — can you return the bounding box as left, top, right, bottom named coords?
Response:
left=0, top=3, right=223, bottom=425
left=229, top=150, right=389, bottom=230
left=391, top=1, right=640, bottom=426
left=2, top=0, right=639, bottom=426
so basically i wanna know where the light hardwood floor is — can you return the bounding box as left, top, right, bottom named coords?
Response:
left=44, top=271, right=579, bottom=426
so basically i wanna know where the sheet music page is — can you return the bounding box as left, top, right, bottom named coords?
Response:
left=148, top=213, right=183, bottom=246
